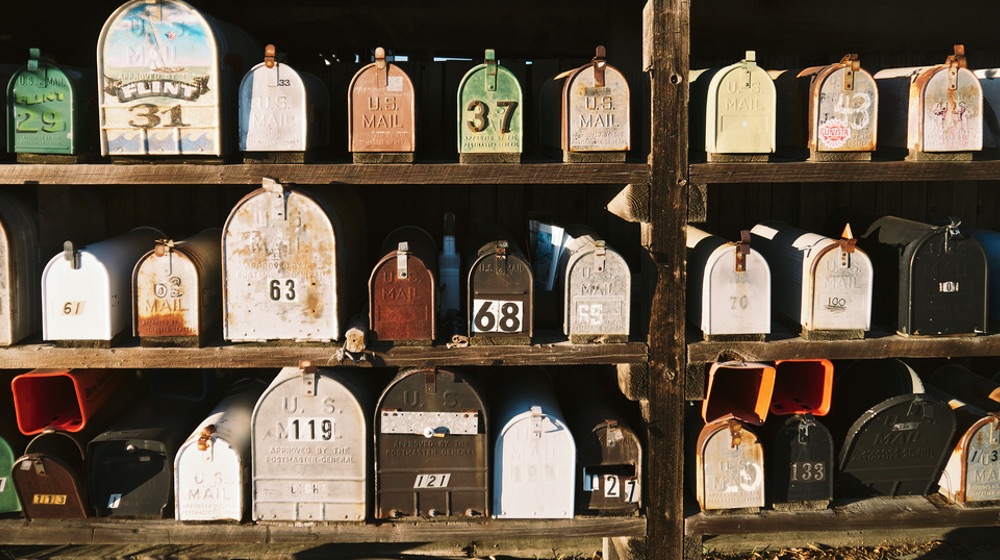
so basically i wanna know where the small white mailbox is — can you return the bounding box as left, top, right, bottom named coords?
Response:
left=695, top=50, right=776, bottom=161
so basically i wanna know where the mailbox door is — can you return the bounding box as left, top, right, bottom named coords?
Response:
left=704, top=244, right=770, bottom=336
left=916, top=67, right=983, bottom=153
left=134, top=247, right=201, bottom=341
left=457, top=53, right=523, bottom=155
left=706, top=59, right=776, bottom=154
left=564, top=63, right=629, bottom=153
left=252, top=367, right=369, bottom=521
left=903, top=232, right=987, bottom=336
left=770, top=415, right=834, bottom=506
left=695, top=419, right=764, bottom=510
left=805, top=242, right=873, bottom=332
left=376, top=368, right=488, bottom=518
left=0, top=191, right=40, bottom=346
left=13, top=455, right=88, bottom=518
left=810, top=65, right=878, bottom=153
left=771, top=359, right=833, bottom=417
left=494, top=409, right=575, bottom=518
left=578, top=421, right=642, bottom=514
left=702, top=361, right=776, bottom=426
left=959, top=416, right=1000, bottom=503
left=12, top=369, right=121, bottom=435
left=8, top=63, right=77, bottom=154
left=564, top=244, right=630, bottom=339
left=349, top=61, right=416, bottom=153
left=239, top=62, right=309, bottom=152
left=370, top=252, right=435, bottom=343
left=175, top=436, right=244, bottom=521
left=469, top=252, right=533, bottom=341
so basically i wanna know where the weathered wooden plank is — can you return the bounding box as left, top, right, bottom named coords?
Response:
left=690, top=161, right=1000, bottom=184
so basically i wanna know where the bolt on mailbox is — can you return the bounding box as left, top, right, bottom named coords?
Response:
left=458, top=49, right=522, bottom=163
left=369, top=226, right=437, bottom=345
left=133, top=229, right=222, bottom=347
left=97, top=0, right=258, bottom=158
left=694, top=417, right=765, bottom=511
left=375, top=367, right=488, bottom=519
left=468, top=233, right=533, bottom=345
left=42, top=227, right=164, bottom=346
left=239, top=44, right=330, bottom=162
left=560, top=226, right=630, bottom=344
left=687, top=226, right=771, bottom=341
left=223, top=178, right=366, bottom=343
left=349, top=47, right=416, bottom=163
left=12, top=430, right=91, bottom=519
left=751, top=220, right=872, bottom=340
left=874, top=45, right=983, bottom=161
left=0, top=191, right=45, bottom=346
left=252, top=363, right=372, bottom=522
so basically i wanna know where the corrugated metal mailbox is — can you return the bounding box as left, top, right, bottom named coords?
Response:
left=0, top=190, right=44, bottom=346
left=376, top=367, right=488, bottom=518
left=556, top=46, right=630, bottom=162
left=239, top=44, right=329, bottom=161
left=223, top=178, right=365, bottom=343
left=694, top=50, right=776, bottom=161
left=7, top=48, right=94, bottom=160
left=560, top=226, right=630, bottom=343
left=874, top=45, right=983, bottom=160
left=468, top=234, right=532, bottom=345
left=12, top=369, right=122, bottom=435
left=98, top=0, right=258, bottom=157
left=694, top=418, right=764, bottom=511
left=349, top=47, right=416, bottom=163
left=568, top=389, right=641, bottom=515
left=12, top=430, right=90, bottom=519
left=43, top=227, right=164, bottom=345
left=751, top=220, right=873, bottom=339
left=686, top=226, right=771, bottom=341
left=252, top=363, right=371, bottom=521
left=369, top=227, right=437, bottom=345
left=458, top=49, right=522, bottom=163
left=133, top=229, right=221, bottom=347
left=492, top=369, right=575, bottom=518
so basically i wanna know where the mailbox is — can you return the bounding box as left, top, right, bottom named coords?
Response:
left=968, top=227, right=1000, bottom=325
left=553, top=46, right=630, bottom=162
left=0, top=373, right=29, bottom=514
left=771, top=359, right=833, bottom=417
left=925, top=363, right=1000, bottom=414
left=874, top=45, right=983, bottom=160
left=175, top=380, right=265, bottom=522
left=492, top=369, right=575, bottom=518
left=223, top=178, right=366, bottom=343
left=239, top=44, right=330, bottom=161
left=750, top=220, right=873, bottom=339
left=691, top=51, right=776, bottom=162
left=977, top=68, right=1000, bottom=149
left=458, top=49, right=523, bottom=163
left=369, top=226, right=437, bottom=345
left=12, top=369, right=123, bottom=435
left=0, top=190, right=44, bottom=346
left=349, top=47, right=416, bottom=163
left=42, top=227, right=164, bottom=345
left=829, top=359, right=954, bottom=498
left=88, top=396, right=207, bottom=518
left=694, top=418, right=764, bottom=511
left=468, top=234, right=533, bottom=345
left=702, top=361, right=776, bottom=426
left=935, top=396, right=1000, bottom=506
left=7, top=49, right=95, bottom=160
left=375, top=367, right=488, bottom=519
left=686, top=226, right=770, bottom=341
left=133, top=229, right=222, bottom=347
left=12, top=430, right=90, bottom=519
left=560, top=226, right=631, bottom=343
left=252, top=364, right=372, bottom=521
left=97, top=0, right=258, bottom=157
left=768, top=414, right=834, bottom=510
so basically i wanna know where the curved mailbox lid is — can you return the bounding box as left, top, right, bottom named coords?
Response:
left=175, top=379, right=265, bottom=521
left=771, top=359, right=833, bottom=417
left=13, top=430, right=89, bottom=519
left=807, top=54, right=878, bottom=153
left=561, top=226, right=630, bottom=341
left=687, top=226, right=770, bottom=337
left=768, top=414, right=834, bottom=507
left=251, top=364, right=373, bottom=522
left=7, top=49, right=93, bottom=155
left=0, top=190, right=42, bottom=346
left=369, top=226, right=438, bottom=344
left=375, top=367, right=488, bottom=518
left=561, top=46, right=630, bottom=154
left=705, top=50, right=776, bottom=155
left=349, top=47, right=416, bottom=155
left=467, top=234, right=533, bottom=342
left=827, top=358, right=925, bottom=443
left=926, top=363, right=1000, bottom=415
left=695, top=418, right=764, bottom=511
left=702, top=361, right=776, bottom=426
left=457, top=49, right=523, bottom=158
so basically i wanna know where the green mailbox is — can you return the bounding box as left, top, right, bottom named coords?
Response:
left=457, top=49, right=522, bottom=163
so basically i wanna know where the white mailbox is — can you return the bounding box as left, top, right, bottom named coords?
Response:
left=492, top=369, right=575, bottom=519
left=694, top=418, right=764, bottom=511
left=175, top=380, right=265, bottom=522
left=0, top=191, right=44, bottom=345
left=694, top=50, right=776, bottom=161
left=686, top=226, right=771, bottom=340
left=43, top=227, right=164, bottom=344
left=251, top=363, right=371, bottom=522
left=560, top=227, right=630, bottom=343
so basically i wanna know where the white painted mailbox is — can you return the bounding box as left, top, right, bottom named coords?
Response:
left=695, top=50, right=776, bottom=161
left=560, top=226, right=630, bottom=343
left=0, top=191, right=45, bottom=345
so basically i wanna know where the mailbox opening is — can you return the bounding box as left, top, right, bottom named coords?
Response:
left=12, top=370, right=121, bottom=435
left=702, top=361, right=776, bottom=425
left=771, top=359, right=833, bottom=416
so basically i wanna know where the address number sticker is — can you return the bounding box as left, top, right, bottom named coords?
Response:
left=472, top=299, right=524, bottom=333
left=286, top=417, right=335, bottom=441
left=413, top=473, right=451, bottom=489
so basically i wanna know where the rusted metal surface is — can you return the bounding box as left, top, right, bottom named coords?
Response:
left=369, top=226, right=437, bottom=345
left=807, top=54, right=878, bottom=155
left=467, top=234, right=533, bottom=345
left=12, top=430, right=89, bottom=519
left=695, top=418, right=764, bottom=511
left=349, top=47, right=416, bottom=157
left=561, top=46, right=630, bottom=159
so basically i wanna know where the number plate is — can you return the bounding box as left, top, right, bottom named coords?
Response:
left=286, top=417, right=335, bottom=441
left=379, top=410, right=479, bottom=435
left=413, top=474, right=451, bottom=489
left=472, top=299, right=525, bottom=333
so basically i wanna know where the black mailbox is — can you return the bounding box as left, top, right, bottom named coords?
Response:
left=467, top=231, right=533, bottom=345
left=767, top=414, right=834, bottom=510
left=12, top=430, right=90, bottom=519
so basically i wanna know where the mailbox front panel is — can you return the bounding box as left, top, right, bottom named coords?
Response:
left=770, top=415, right=833, bottom=506
left=469, top=251, right=532, bottom=342
left=804, top=241, right=873, bottom=332
left=370, top=252, right=435, bottom=343
left=706, top=60, right=776, bottom=154
left=8, top=63, right=79, bottom=154
left=349, top=61, right=416, bottom=154
left=0, top=191, right=41, bottom=346
left=564, top=63, right=630, bottom=153
left=564, top=243, right=630, bottom=339
left=239, top=62, right=312, bottom=152
left=811, top=65, right=878, bottom=153
left=89, top=440, right=170, bottom=517
left=578, top=421, right=641, bottom=515
left=134, top=248, right=199, bottom=341
left=13, top=455, right=88, bottom=518
left=494, top=410, right=575, bottom=518
left=0, top=437, right=21, bottom=513
left=703, top=244, right=770, bottom=336
left=915, top=67, right=983, bottom=153
left=903, top=232, right=987, bottom=336
left=695, top=420, right=764, bottom=510
left=458, top=56, right=523, bottom=155
left=702, top=361, right=776, bottom=426
left=953, top=416, right=1000, bottom=503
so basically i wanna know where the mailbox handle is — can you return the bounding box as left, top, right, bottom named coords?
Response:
left=485, top=49, right=498, bottom=92
left=947, top=44, right=967, bottom=91
left=839, top=53, right=859, bottom=91
left=735, top=230, right=751, bottom=272
left=375, top=47, right=388, bottom=88
left=592, top=45, right=607, bottom=88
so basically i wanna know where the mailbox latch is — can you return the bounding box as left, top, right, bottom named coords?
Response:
left=797, top=413, right=816, bottom=444
left=300, top=360, right=317, bottom=397
left=592, top=45, right=607, bottom=88
left=605, top=419, right=623, bottom=448
left=735, top=230, right=751, bottom=272
left=197, top=424, right=217, bottom=452
left=838, top=224, right=857, bottom=269
left=840, top=53, right=859, bottom=91
left=727, top=419, right=743, bottom=449
left=495, top=240, right=508, bottom=275
left=990, top=414, right=1000, bottom=445
left=397, top=242, right=410, bottom=279
left=63, top=240, right=80, bottom=270
left=741, top=51, right=757, bottom=90
left=947, top=44, right=966, bottom=91
left=262, top=177, right=290, bottom=221
left=594, top=240, right=607, bottom=272
left=530, top=405, right=543, bottom=438
left=154, top=238, right=176, bottom=274
left=485, top=49, right=498, bottom=92
left=943, top=216, right=962, bottom=254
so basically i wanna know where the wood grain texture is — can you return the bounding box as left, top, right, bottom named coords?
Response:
left=690, top=161, right=1000, bottom=184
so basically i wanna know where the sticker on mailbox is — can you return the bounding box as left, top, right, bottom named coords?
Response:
left=286, top=417, right=334, bottom=441
left=413, top=474, right=451, bottom=489
left=472, top=299, right=524, bottom=333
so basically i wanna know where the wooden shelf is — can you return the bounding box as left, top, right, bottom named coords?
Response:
left=0, top=162, right=649, bottom=186
left=689, top=160, right=1000, bottom=184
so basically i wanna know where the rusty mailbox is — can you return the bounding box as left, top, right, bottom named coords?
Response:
left=12, top=369, right=123, bottom=435
left=874, top=45, right=983, bottom=160
left=239, top=44, right=330, bottom=161
left=175, top=380, right=265, bottom=521
left=252, top=363, right=373, bottom=522
left=694, top=417, right=765, bottom=511
left=0, top=190, right=44, bottom=346
left=133, top=229, right=222, bottom=347
left=42, top=227, right=164, bottom=345
left=458, top=49, right=523, bottom=163
left=686, top=226, right=771, bottom=341
left=223, top=178, right=365, bottom=343
left=12, top=430, right=91, bottom=519
left=702, top=361, right=776, bottom=426
left=554, top=46, right=630, bottom=162
left=349, top=47, right=416, bottom=163
left=560, top=226, right=630, bottom=344
left=492, top=369, right=575, bottom=518
left=98, top=0, right=258, bottom=158
left=0, top=373, right=29, bottom=514
left=468, top=234, right=533, bottom=345
left=376, top=367, right=488, bottom=519
left=751, top=220, right=873, bottom=339
left=7, top=48, right=95, bottom=160
left=369, top=226, right=437, bottom=345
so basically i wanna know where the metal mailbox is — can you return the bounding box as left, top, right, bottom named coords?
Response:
left=556, top=46, right=630, bottom=162
left=133, top=229, right=221, bottom=347
left=349, top=47, right=416, bottom=163
left=968, top=227, right=1000, bottom=325
left=88, top=396, right=207, bottom=518
left=926, top=363, right=1000, bottom=414
left=375, top=367, right=488, bottom=519
left=977, top=67, right=1000, bottom=149
left=751, top=220, right=873, bottom=339
left=492, top=369, right=575, bottom=519
left=369, top=227, right=437, bottom=345
left=0, top=373, right=29, bottom=514
left=702, top=361, right=776, bottom=426
left=97, top=0, right=258, bottom=157
left=768, top=414, right=834, bottom=510
left=42, top=227, right=164, bottom=345
left=12, top=430, right=90, bottom=519
left=0, top=190, right=44, bottom=346
left=468, top=234, right=532, bottom=345
left=239, top=44, right=329, bottom=160
left=771, top=359, right=833, bottom=417
left=686, top=226, right=771, bottom=340
left=223, top=178, right=365, bottom=343
left=694, top=418, right=764, bottom=511
left=175, top=380, right=265, bottom=521
left=935, top=397, right=1000, bottom=506
left=252, top=363, right=372, bottom=521
left=560, top=226, right=630, bottom=343
left=12, top=369, right=122, bottom=435
left=874, top=45, right=983, bottom=160
left=458, top=49, right=523, bottom=163
left=7, top=49, right=95, bottom=159
left=694, top=50, right=776, bottom=161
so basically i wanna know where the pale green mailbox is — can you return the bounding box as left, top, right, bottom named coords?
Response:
left=457, top=49, right=523, bottom=163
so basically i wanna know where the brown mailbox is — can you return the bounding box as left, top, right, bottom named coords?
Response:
left=467, top=233, right=533, bottom=345
left=369, top=226, right=437, bottom=345
left=12, top=430, right=90, bottom=519
left=348, top=47, right=416, bottom=163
